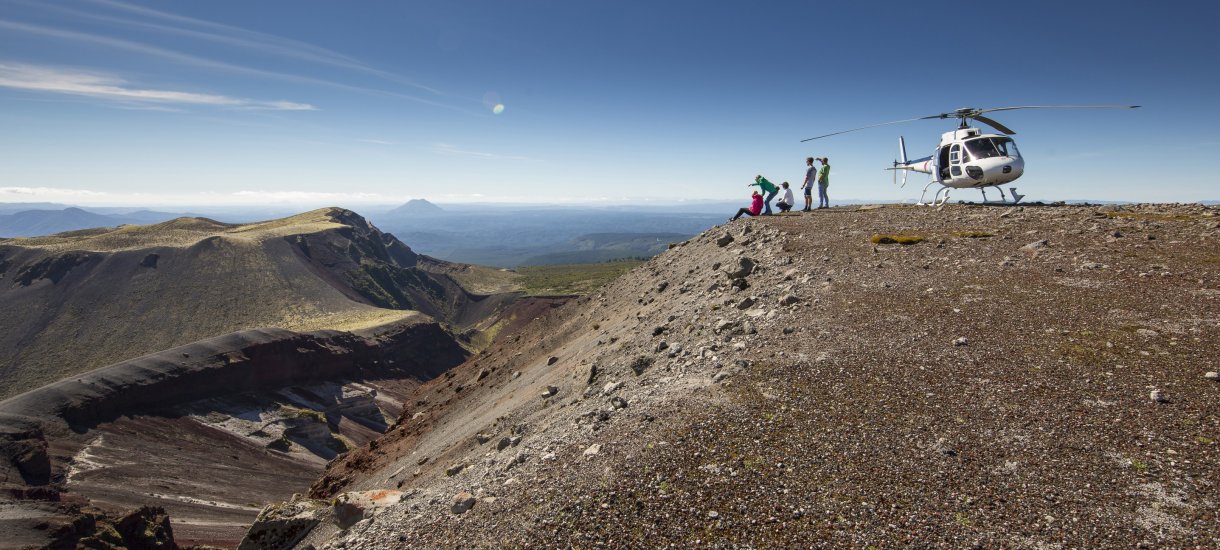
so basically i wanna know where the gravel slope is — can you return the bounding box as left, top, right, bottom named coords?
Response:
left=277, top=203, right=1218, bottom=548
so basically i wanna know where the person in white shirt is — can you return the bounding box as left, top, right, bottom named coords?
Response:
left=776, top=182, right=795, bottom=213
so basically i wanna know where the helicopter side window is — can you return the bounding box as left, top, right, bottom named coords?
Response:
left=949, top=144, right=961, bottom=165
left=994, top=137, right=1021, bottom=158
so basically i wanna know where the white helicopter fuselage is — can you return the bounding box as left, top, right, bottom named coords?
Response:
left=898, top=128, right=1025, bottom=189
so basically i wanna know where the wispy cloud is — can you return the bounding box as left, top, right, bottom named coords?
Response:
left=0, top=19, right=473, bottom=113
left=65, top=0, right=443, bottom=95
left=0, top=62, right=315, bottom=110
left=1, top=186, right=107, bottom=197
left=359, top=139, right=396, bottom=145
left=0, top=186, right=403, bottom=206
left=433, top=143, right=542, bottom=162
left=232, top=190, right=389, bottom=202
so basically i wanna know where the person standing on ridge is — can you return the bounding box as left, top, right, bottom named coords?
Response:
left=817, top=157, right=831, bottom=209
left=748, top=175, right=779, bottom=215
left=731, top=190, right=764, bottom=221
left=801, top=157, right=816, bottom=212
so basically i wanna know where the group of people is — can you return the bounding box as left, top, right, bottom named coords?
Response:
left=731, top=156, right=830, bottom=221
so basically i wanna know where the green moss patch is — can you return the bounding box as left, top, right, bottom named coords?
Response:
left=870, top=234, right=925, bottom=245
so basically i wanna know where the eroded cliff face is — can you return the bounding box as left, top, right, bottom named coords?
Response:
left=0, top=317, right=469, bottom=547
left=253, top=204, right=1218, bottom=549
left=0, top=207, right=532, bottom=547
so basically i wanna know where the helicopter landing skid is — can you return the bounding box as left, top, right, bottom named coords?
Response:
left=973, top=186, right=1025, bottom=206
left=916, top=183, right=952, bottom=206
left=978, top=186, right=1025, bottom=205
left=919, top=185, right=1024, bottom=207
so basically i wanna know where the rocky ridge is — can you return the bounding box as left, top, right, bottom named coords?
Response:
left=249, top=203, right=1218, bottom=548
left=0, top=207, right=510, bottom=399
left=0, top=208, right=538, bottom=547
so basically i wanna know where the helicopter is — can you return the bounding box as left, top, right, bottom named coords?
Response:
left=800, top=105, right=1140, bottom=205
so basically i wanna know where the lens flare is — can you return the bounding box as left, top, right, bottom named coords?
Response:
left=492, top=103, right=505, bottom=115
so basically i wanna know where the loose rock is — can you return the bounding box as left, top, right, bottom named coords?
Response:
left=451, top=492, right=476, bottom=515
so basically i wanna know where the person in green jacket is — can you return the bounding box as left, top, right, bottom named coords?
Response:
left=748, top=175, right=779, bottom=215
left=816, top=157, right=831, bottom=209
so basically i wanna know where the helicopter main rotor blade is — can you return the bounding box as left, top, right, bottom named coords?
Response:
left=801, top=105, right=1139, bottom=142
left=978, top=105, right=1140, bottom=114
left=972, top=114, right=1016, bottom=135
left=799, top=116, right=932, bottom=142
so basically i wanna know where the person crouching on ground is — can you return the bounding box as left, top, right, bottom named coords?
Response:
left=748, top=175, right=779, bottom=215
left=776, top=182, right=795, bottom=213
left=732, top=191, right=764, bottom=221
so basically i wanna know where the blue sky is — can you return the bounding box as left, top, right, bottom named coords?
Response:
left=0, top=0, right=1216, bottom=207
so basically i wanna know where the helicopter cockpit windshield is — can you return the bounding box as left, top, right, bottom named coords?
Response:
left=965, top=137, right=1021, bottom=159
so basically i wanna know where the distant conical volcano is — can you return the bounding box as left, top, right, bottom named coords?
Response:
left=387, top=198, right=445, bottom=217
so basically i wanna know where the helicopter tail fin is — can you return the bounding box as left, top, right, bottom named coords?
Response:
left=890, top=136, right=911, bottom=187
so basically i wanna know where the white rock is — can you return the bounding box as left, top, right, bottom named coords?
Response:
left=583, top=443, right=602, bottom=458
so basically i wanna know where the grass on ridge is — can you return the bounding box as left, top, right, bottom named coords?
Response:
left=516, top=260, right=645, bottom=296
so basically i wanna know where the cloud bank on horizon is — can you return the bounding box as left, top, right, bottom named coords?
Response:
left=0, top=0, right=1216, bottom=206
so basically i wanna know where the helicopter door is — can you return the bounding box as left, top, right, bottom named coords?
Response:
left=937, top=146, right=950, bottom=180
left=948, top=144, right=963, bottom=179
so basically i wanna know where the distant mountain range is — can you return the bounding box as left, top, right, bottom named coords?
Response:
left=0, top=207, right=190, bottom=237
left=7, top=198, right=1217, bottom=266
left=0, top=200, right=718, bottom=267
left=370, top=201, right=720, bottom=266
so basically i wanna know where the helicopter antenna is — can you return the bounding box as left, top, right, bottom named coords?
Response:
left=801, top=105, right=1139, bottom=141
